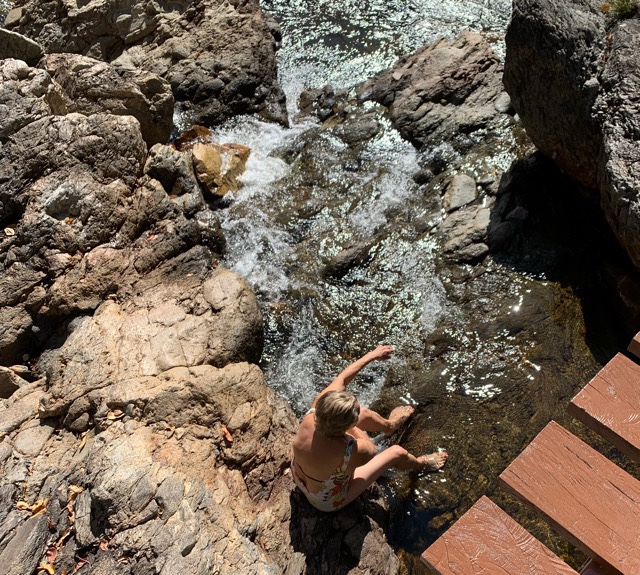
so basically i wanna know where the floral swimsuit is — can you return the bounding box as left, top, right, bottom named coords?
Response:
left=291, top=409, right=355, bottom=512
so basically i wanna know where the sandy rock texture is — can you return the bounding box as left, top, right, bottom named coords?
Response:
left=504, top=0, right=640, bottom=271
left=5, top=0, right=287, bottom=126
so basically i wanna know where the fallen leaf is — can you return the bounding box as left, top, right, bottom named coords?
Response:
left=46, top=545, right=58, bottom=563
left=66, top=486, right=84, bottom=523
left=36, top=562, right=55, bottom=574
left=16, top=498, right=49, bottom=515
left=221, top=425, right=233, bottom=443
left=70, top=557, right=89, bottom=574
left=99, top=540, right=109, bottom=551
left=56, top=528, right=72, bottom=549
left=79, top=433, right=88, bottom=450
left=106, top=409, right=124, bottom=420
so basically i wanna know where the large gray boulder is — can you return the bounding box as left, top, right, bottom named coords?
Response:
left=504, top=0, right=640, bottom=270
left=0, top=28, right=43, bottom=65
left=6, top=0, right=287, bottom=126
left=358, top=31, right=507, bottom=150
left=504, top=0, right=604, bottom=189
left=39, top=53, right=174, bottom=147
left=0, top=59, right=67, bottom=143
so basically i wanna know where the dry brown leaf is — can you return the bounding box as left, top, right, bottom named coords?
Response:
left=32, top=498, right=48, bottom=516
left=36, top=562, right=55, bottom=574
left=70, top=557, right=89, bottom=574
left=56, top=528, right=72, bottom=549
left=66, top=486, right=84, bottom=524
left=221, top=425, right=233, bottom=443
left=106, top=409, right=124, bottom=420
left=98, top=540, right=109, bottom=551
left=46, top=545, right=58, bottom=564
left=16, top=498, right=49, bottom=515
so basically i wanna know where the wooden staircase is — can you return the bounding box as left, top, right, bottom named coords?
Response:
left=421, top=332, right=640, bottom=575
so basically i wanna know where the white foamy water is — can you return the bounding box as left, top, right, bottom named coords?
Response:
left=210, top=105, right=448, bottom=413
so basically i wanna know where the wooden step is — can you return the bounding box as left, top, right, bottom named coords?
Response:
left=628, top=331, right=640, bottom=360
left=568, top=352, right=640, bottom=464
left=498, top=421, right=640, bottom=575
left=421, top=496, right=578, bottom=575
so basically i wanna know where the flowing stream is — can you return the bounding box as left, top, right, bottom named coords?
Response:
left=0, top=0, right=621, bottom=568
left=202, top=1, right=624, bottom=571
left=2, top=0, right=625, bottom=570
left=207, top=1, right=640, bottom=572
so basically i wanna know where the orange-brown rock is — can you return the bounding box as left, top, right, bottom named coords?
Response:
left=192, top=142, right=251, bottom=198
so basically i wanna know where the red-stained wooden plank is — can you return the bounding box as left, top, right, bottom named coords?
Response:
left=498, top=421, right=640, bottom=575
left=628, top=332, right=640, bottom=361
left=568, top=352, right=640, bottom=463
left=421, top=496, right=578, bottom=575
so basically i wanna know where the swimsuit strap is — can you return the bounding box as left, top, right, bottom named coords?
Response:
left=294, top=434, right=355, bottom=483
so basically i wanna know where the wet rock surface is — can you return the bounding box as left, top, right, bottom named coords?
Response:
left=5, top=0, right=287, bottom=126
left=504, top=0, right=640, bottom=272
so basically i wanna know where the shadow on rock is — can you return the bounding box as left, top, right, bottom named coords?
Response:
left=487, top=152, right=640, bottom=360
left=288, top=487, right=400, bottom=575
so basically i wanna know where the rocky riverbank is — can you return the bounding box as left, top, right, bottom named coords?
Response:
left=0, top=2, right=404, bottom=573
left=1, top=0, right=640, bottom=574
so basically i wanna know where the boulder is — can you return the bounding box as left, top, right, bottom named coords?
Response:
left=0, top=28, right=43, bottom=65
left=6, top=0, right=287, bottom=127
left=40, top=53, right=174, bottom=147
left=38, top=262, right=263, bottom=421
left=192, top=142, right=251, bottom=197
left=0, top=59, right=67, bottom=143
left=0, top=366, right=29, bottom=399
left=504, top=0, right=604, bottom=189
left=440, top=203, right=492, bottom=262
left=358, top=31, right=507, bottom=150
left=443, top=174, right=478, bottom=212
left=504, top=0, right=640, bottom=271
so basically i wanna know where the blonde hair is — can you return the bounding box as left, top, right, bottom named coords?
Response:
left=314, top=391, right=360, bottom=437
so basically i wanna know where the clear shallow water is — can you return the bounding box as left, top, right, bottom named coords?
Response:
left=212, top=112, right=448, bottom=413
left=210, top=2, right=611, bottom=569
left=262, top=0, right=511, bottom=108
